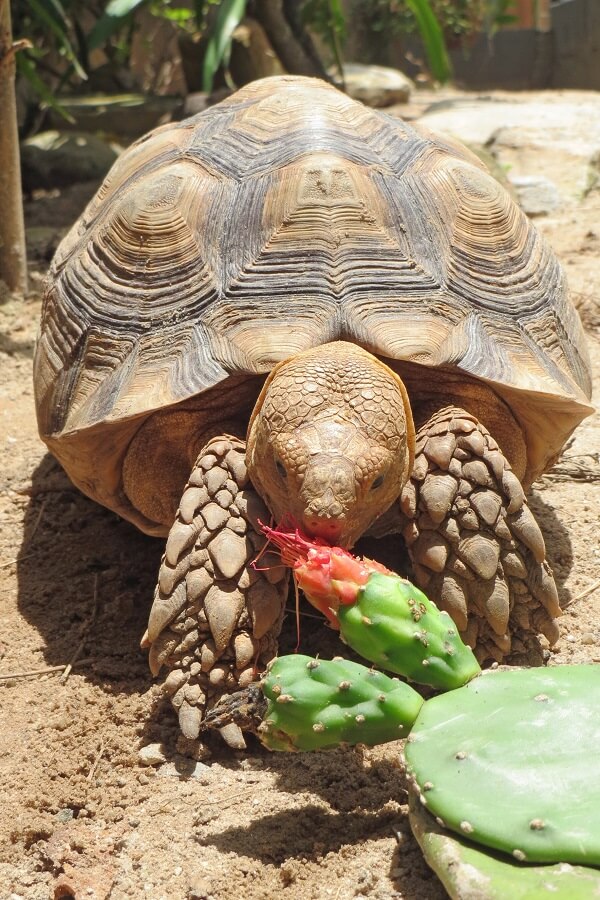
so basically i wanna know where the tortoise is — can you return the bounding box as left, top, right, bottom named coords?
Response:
left=34, top=76, right=593, bottom=747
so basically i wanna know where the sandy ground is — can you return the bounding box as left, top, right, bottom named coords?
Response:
left=1, top=97, right=599, bottom=900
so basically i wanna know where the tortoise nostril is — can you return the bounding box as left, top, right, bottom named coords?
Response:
left=304, top=517, right=344, bottom=541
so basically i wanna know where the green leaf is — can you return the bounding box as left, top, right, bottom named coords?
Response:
left=158, top=7, right=195, bottom=23
left=405, top=0, right=452, bottom=83
left=327, top=0, right=345, bottom=81
left=88, top=0, right=147, bottom=51
left=105, top=0, right=148, bottom=15
left=26, top=0, right=87, bottom=81
left=202, top=0, right=247, bottom=93
left=17, top=53, right=76, bottom=123
left=328, top=0, right=346, bottom=36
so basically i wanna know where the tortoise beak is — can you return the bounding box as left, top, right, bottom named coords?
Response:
left=302, top=515, right=346, bottom=546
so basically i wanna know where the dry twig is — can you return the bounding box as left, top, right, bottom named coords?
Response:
left=0, top=551, right=36, bottom=569
left=284, top=606, right=325, bottom=621
left=538, top=451, right=600, bottom=485
left=564, top=577, right=600, bottom=609
left=60, top=574, right=100, bottom=683
left=28, top=497, right=48, bottom=542
left=0, top=657, right=96, bottom=682
left=203, top=788, right=256, bottom=809
left=86, top=739, right=106, bottom=782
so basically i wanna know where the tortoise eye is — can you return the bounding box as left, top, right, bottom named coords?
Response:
left=371, top=474, right=385, bottom=490
left=276, top=460, right=287, bottom=480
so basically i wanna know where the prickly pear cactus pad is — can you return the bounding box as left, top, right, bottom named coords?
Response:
left=262, top=525, right=480, bottom=690
left=409, top=796, right=600, bottom=900
left=337, top=573, right=481, bottom=690
left=259, top=655, right=424, bottom=752
left=404, top=665, right=600, bottom=865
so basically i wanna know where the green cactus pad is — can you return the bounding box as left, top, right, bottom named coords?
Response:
left=405, top=665, right=600, bottom=865
left=337, top=572, right=481, bottom=690
left=409, top=797, right=600, bottom=900
left=260, top=655, right=424, bottom=752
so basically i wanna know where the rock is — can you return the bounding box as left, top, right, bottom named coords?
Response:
left=46, top=93, right=183, bottom=138
left=419, top=95, right=600, bottom=204
left=21, top=130, right=122, bottom=192
left=157, top=758, right=212, bottom=779
left=509, top=175, right=561, bottom=216
left=55, top=808, right=74, bottom=823
left=339, top=63, right=412, bottom=107
left=183, top=92, right=210, bottom=117
left=138, top=743, right=167, bottom=766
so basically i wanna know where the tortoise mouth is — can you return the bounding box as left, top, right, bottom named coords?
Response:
left=302, top=515, right=346, bottom=545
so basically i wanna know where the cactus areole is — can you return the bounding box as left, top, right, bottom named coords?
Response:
left=262, top=525, right=481, bottom=690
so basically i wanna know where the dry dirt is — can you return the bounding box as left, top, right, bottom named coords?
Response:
left=1, top=97, right=599, bottom=900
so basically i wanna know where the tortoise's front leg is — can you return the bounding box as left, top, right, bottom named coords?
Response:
left=143, top=433, right=289, bottom=748
left=378, top=407, right=562, bottom=665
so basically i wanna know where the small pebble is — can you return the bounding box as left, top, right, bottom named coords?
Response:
left=566, top=634, right=576, bottom=643
left=390, top=866, right=408, bottom=879
left=581, top=632, right=596, bottom=645
left=55, top=808, right=74, bottom=823
left=188, top=876, right=213, bottom=899
left=138, top=743, right=167, bottom=766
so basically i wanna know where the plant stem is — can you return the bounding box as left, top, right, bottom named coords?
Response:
left=0, top=0, right=28, bottom=295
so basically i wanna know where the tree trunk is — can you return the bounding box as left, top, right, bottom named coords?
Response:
left=0, top=0, right=27, bottom=295
left=254, top=0, right=331, bottom=81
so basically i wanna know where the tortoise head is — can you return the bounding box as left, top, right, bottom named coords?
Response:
left=247, top=342, right=415, bottom=548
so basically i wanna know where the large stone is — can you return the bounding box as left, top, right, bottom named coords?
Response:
left=418, top=95, right=600, bottom=205
left=46, top=93, right=183, bottom=138
left=339, top=63, right=413, bottom=107
left=230, top=18, right=285, bottom=86
left=509, top=174, right=561, bottom=216
left=138, top=743, right=167, bottom=766
left=21, top=130, right=121, bottom=192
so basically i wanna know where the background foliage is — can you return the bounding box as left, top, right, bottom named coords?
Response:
left=13, top=0, right=516, bottom=132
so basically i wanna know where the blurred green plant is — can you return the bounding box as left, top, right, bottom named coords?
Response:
left=13, top=0, right=234, bottom=118
left=304, top=0, right=450, bottom=82
left=365, top=0, right=517, bottom=47
left=302, top=0, right=346, bottom=82
left=202, top=0, right=247, bottom=91
left=13, top=0, right=489, bottom=127
left=404, top=0, right=451, bottom=81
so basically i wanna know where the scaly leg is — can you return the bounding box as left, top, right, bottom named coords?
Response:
left=142, top=433, right=289, bottom=747
left=393, top=406, right=561, bottom=664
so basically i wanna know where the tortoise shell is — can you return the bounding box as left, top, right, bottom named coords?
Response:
left=34, top=76, right=592, bottom=531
